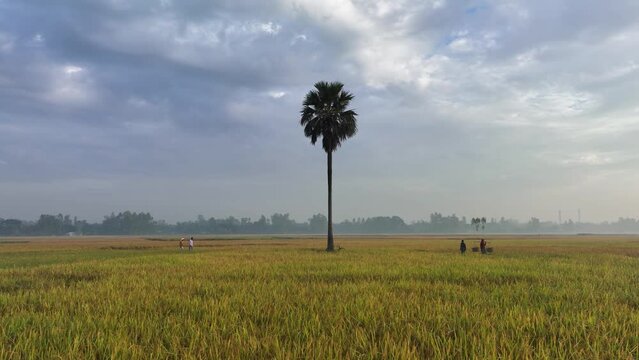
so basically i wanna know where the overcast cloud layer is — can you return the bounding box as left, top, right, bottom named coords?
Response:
left=1, top=0, right=638, bottom=223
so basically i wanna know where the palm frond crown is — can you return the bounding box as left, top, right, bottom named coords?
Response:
left=300, top=81, right=358, bottom=153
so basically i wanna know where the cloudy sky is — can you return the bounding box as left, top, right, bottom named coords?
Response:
left=1, top=0, right=638, bottom=223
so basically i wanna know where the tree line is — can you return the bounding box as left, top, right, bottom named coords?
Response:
left=2, top=211, right=639, bottom=236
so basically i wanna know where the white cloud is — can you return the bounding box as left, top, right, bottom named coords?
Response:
left=0, top=32, right=14, bottom=53
left=448, top=32, right=498, bottom=53
left=448, top=37, right=473, bottom=52
left=127, top=97, right=151, bottom=108
left=432, top=0, right=445, bottom=10
left=123, top=119, right=172, bottom=135
left=260, top=22, right=282, bottom=35
left=579, top=61, right=639, bottom=84
left=44, top=64, right=96, bottom=105
left=285, top=0, right=435, bottom=88
left=86, top=16, right=286, bottom=72
left=517, top=87, right=598, bottom=118
left=63, top=65, right=84, bottom=74
left=560, top=153, right=614, bottom=166
left=290, top=34, right=307, bottom=45
left=32, top=33, right=44, bottom=43
left=26, top=33, right=45, bottom=47
left=175, top=21, right=221, bottom=46
left=266, top=90, right=287, bottom=99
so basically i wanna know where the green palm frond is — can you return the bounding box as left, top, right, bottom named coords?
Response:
left=300, top=81, right=358, bottom=153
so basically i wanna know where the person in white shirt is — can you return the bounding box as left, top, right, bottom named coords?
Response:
left=189, top=236, right=194, bottom=251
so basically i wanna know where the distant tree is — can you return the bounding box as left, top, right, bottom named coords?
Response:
left=528, top=217, right=541, bottom=232
left=101, top=211, right=155, bottom=235
left=253, top=215, right=270, bottom=233
left=471, top=218, right=479, bottom=231
left=0, top=219, right=23, bottom=236
left=471, top=217, right=487, bottom=232
left=216, top=216, right=240, bottom=234
left=271, top=213, right=295, bottom=233
left=35, top=214, right=64, bottom=235
left=363, top=216, right=408, bottom=233
left=300, top=81, right=358, bottom=251
left=308, top=214, right=327, bottom=234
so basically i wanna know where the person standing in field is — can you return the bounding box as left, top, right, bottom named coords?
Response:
left=480, top=238, right=486, bottom=254
left=460, top=239, right=466, bottom=254
left=189, top=236, right=194, bottom=251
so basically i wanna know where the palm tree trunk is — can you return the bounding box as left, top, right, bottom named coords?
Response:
left=326, top=150, right=334, bottom=252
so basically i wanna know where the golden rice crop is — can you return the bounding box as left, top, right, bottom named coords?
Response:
left=0, top=236, right=638, bottom=359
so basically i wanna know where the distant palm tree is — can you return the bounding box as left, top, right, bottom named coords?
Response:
left=300, top=81, right=358, bottom=251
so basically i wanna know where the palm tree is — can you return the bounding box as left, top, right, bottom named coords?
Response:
left=300, top=81, right=358, bottom=252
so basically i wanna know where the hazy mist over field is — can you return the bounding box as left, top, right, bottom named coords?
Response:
left=1, top=0, right=638, bottom=223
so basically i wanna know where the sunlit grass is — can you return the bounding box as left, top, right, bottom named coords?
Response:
left=1, top=236, right=638, bottom=359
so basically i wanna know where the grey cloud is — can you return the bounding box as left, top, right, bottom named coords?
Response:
left=1, top=0, right=638, bottom=222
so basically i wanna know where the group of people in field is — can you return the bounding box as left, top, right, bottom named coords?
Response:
left=459, top=238, right=488, bottom=254
left=179, top=236, right=194, bottom=251
left=178, top=236, right=486, bottom=254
